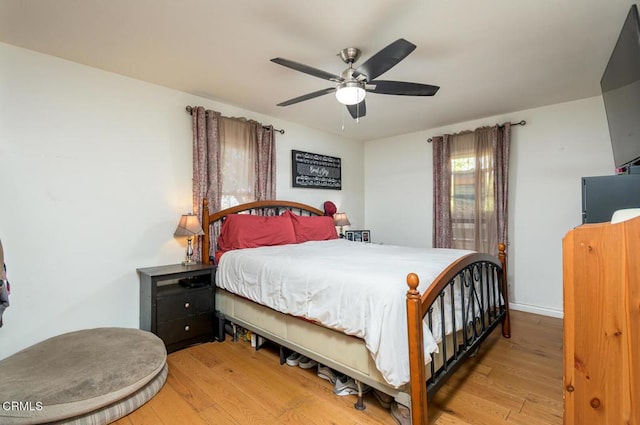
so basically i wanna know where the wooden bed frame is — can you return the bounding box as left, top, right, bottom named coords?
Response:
left=202, top=199, right=511, bottom=425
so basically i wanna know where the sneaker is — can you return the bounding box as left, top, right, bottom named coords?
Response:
left=372, top=389, right=393, bottom=409
left=298, top=356, right=318, bottom=369
left=390, top=401, right=410, bottom=425
left=333, top=376, right=370, bottom=396
left=317, top=364, right=338, bottom=384
left=286, top=352, right=301, bottom=366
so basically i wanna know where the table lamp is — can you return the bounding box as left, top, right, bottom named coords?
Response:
left=333, top=212, right=351, bottom=238
left=174, top=213, right=204, bottom=265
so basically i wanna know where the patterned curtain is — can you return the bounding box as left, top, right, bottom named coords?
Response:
left=191, top=107, right=221, bottom=263
left=255, top=124, right=276, bottom=201
left=495, top=123, right=511, bottom=247
left=431, top=124, right=510, bottom=256
left=432, top=135, right=452, bottom=248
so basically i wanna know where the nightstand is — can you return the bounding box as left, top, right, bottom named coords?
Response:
left=137, top=263, right=217, bottom=353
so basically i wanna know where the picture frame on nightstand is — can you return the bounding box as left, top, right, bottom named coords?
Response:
left=345, top=230, right=371, bottom=243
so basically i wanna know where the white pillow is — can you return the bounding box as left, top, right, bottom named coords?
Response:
left=611, top=208, right=640, bottom=224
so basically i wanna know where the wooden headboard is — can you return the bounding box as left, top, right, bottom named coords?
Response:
left=201, top=199, right=325, bottom=264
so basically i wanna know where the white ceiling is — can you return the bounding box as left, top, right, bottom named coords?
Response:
left=0, top=0, right=633, bottom=141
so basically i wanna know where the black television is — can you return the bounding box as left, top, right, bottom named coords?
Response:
left=582, top=174, right=640, bottom=223
left=600, top=4, right=640, bottom=171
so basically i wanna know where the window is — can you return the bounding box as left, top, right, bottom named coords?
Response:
left=450, top=153, right=495, bottom=250
left=219, top=117, right=256, bottom=209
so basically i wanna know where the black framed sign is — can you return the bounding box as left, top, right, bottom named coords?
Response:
left=292, top=150, right=342, bottom=190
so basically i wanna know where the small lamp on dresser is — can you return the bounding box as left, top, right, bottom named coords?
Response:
left=174, top=213, right=204, bottom=265
left=333, top=212, right=351, bottom=238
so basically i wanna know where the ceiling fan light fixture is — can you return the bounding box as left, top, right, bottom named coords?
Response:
left=335, top=81, right=366, bottom=105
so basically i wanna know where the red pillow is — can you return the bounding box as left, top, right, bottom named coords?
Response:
left=323, top=201, right=337, bottom=217
left=284, top=211, right=338, bottom=243
left=217, top=214, right=296, bottom=252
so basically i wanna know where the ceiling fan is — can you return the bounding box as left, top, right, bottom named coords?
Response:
left=271, top=38, right=439, bottom=119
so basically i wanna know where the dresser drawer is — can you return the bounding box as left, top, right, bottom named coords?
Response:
left=157, top=313, right=213, bottom=346
left=157, top=287, right=212, bottom=321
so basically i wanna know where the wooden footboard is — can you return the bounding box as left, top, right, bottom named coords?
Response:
left=406, top=244, right=510, bottom=425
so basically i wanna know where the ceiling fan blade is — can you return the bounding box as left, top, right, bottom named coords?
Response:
left=271, top=57, right=342, bottom=82
left=367, top=80, right=440, bottom=96
left=353, top=39, right=416, bottom=81
left=277, top=87, right=335, bottom=106
left=346, top=100, right=366, bottom=119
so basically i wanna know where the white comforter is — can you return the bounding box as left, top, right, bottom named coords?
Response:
left=216, top=239, right=472, bottom=387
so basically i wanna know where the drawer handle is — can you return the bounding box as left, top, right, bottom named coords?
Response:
left=184, top=325, right=190, bottom=332
left=184, top=302, right=190, bottom=309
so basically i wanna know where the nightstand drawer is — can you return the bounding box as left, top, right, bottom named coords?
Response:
left=157, top=313, right=213, bottom=346
left=157, top=287, right=212, bottom=321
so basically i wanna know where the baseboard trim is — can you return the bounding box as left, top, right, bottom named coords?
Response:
left=509, top=302, right=563, bottom=318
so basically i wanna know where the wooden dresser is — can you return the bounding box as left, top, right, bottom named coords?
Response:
left=562, top=215, right=639, bottom=424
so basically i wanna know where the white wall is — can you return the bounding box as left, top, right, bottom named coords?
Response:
left=364, top=96, right=614, bottom=317
left=0, top=43, right=363, bottom=359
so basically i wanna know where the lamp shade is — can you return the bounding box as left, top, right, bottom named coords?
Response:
left=333, top=212, right=351, bottom=227
left=174, top=214, right=204, bottom=237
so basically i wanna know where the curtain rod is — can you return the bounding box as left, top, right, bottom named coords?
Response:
left=185, top=105, right=285, bottom=134
left=426, top=120, right=526, bottom=143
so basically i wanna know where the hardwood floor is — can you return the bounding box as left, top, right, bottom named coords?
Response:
left=114, top=310, right=563, bottom=425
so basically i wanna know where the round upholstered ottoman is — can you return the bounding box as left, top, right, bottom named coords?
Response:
left=0, top=328, right=167, bottom=425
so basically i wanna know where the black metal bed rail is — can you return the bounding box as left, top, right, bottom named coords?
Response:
left=220, top=205, right=320, bottom=219
left=425, top=260, right=506, bottom=400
